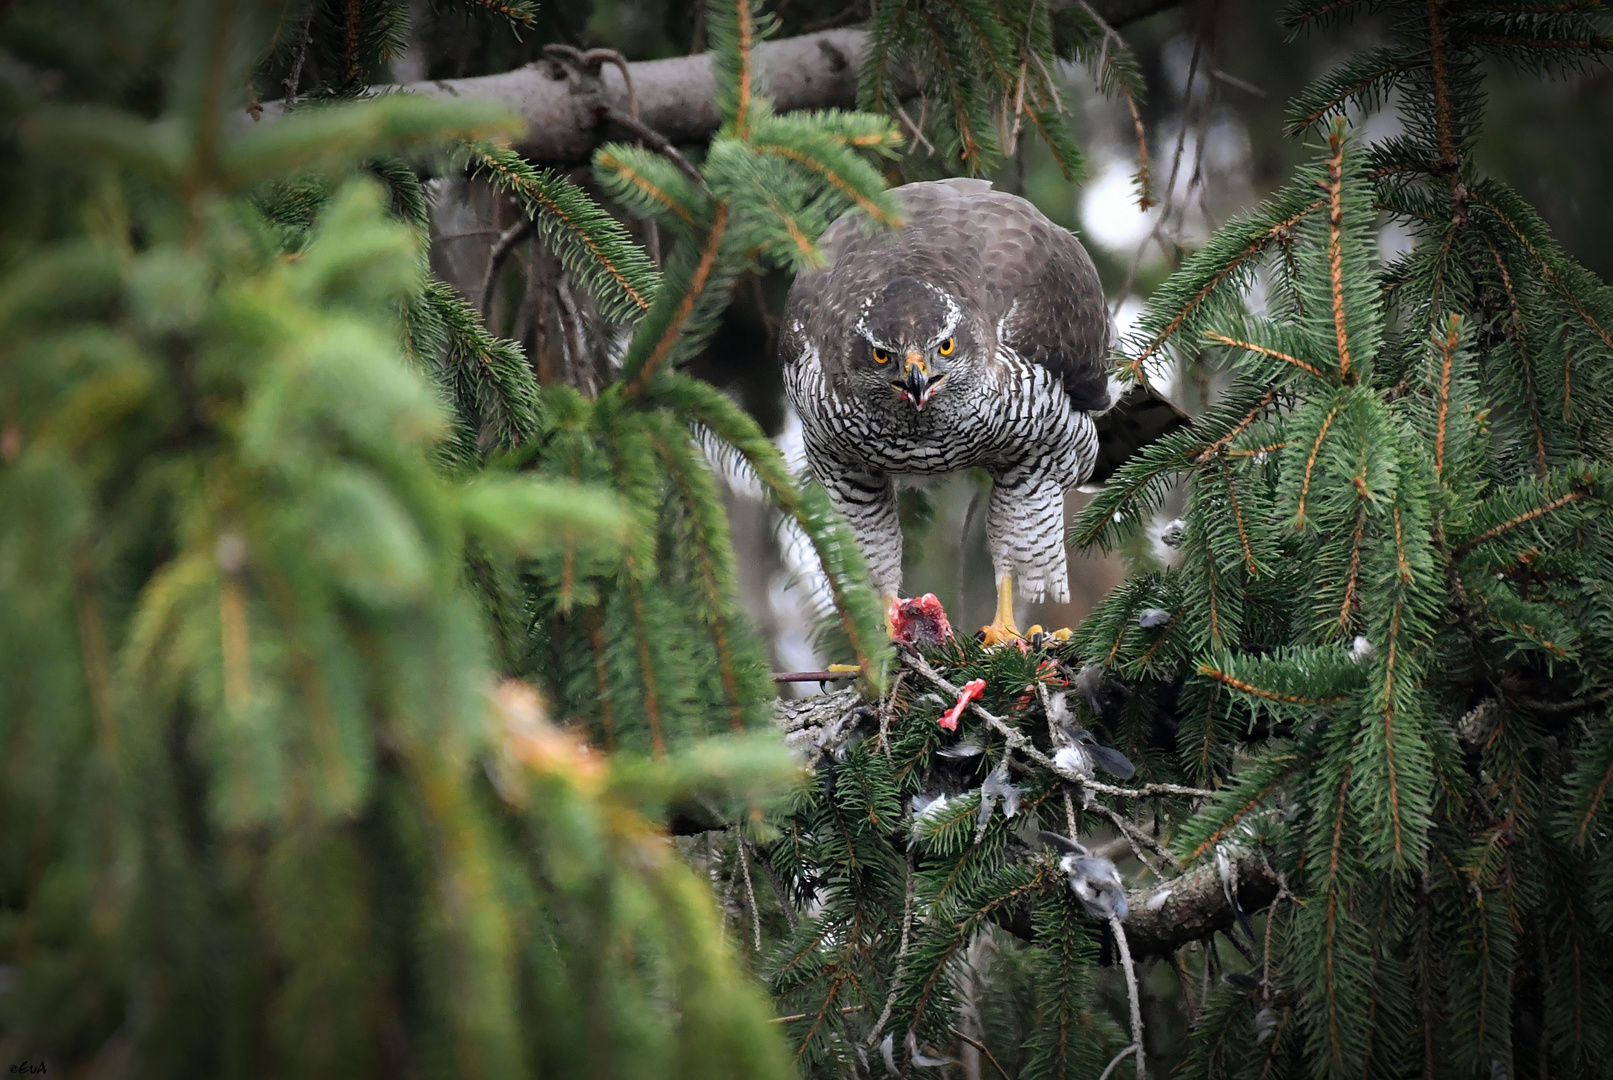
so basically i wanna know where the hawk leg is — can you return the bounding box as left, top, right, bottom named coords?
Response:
left=980, top=465, right=1069, bottom=645
left=980, top=573, right=1020, bottom=646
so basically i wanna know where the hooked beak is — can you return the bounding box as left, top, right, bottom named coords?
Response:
left=893, top=353, right=945, bottom=409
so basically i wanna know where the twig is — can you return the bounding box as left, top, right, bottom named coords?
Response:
left=721, top=835, right=742, bottom=908
left=1091, top=800, right=1174, bottom=876
left=595, top=105, right=709, bottom=188
left=1077, top=0, right=1152, bottom=210
left=951, top=1028, right=1012, bottom=1080
left=1110, top=915, right=1148, bottom=1079
left=283, top=12, right=312, bottom=105
left=1503, top=686, right=1613, bottom=714
left=544, top=44, right=638, bottom=118
left=878, top=669, right=905, bottom=759
left=736, top=829, right=762, bottom=951
left=901, top=653, right=1213, bottom=799
left=757, top=843, right=800, bottom=932
left=1098, top=1042, right=1140, bottom=1080
left=480, top=217, right=536, bottom=320
left=1076, top=1, right=1127, bottom=57
left=1170, top=950, right=1198, bottom=1025
left=1209, top=67, right=1264, bottom=97
left=1091, top=835, right=1136, bottom=862
left=866, top=841, right=919, bottom=1048
left=1115, top=1, right=1216, bottom=306
left=1219, top=926, right=1256, bottom=966
left=1261, top=884, right=1287, bottom=997
left=554, top=277, right=591, bottom=389
left=1201, top=936, right=1212, bottom=1006
left=773, top=670, right=858, bottom=683
left=772, top=1005, right=862, bottom=1024
left=890, top=99, right=937, bottom=157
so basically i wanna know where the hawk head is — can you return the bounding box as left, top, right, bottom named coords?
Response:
left=851, top=276, right=978, bottom=410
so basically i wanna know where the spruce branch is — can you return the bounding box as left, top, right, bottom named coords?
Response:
left=1121, top=195, right=1327, bottom=381
left=595, top=144, right=707, bottom=227
left=622, top=202, right=731, bottom=395
left=1324, top=122, right=1355, bottom=381
left=653, top=376, right=889, bottom=687
left=1203, top=331, right=1327, bottom=380
left=469, top=146, right=660, bottom=320
left=1452, top=482, right=1597, bottom=558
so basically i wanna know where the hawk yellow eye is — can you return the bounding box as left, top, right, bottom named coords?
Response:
left=938, top=337, right=955, bottom=356
left=873, top=346, right=891, bottom=364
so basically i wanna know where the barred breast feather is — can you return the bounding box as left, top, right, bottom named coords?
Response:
left=780, top=179, right=1115, bottom=605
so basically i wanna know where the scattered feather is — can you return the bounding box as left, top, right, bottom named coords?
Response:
left=1053, top=743, right=1094, bottom=780
left=1071, top=665, right=1107, bottom=717
left=975, top=758, right=1023, bottom=839
left=911, top=792, right=950, bottom=842
left=937, top=737, right=985, bottom=759
left=1040, top=831, right=1129, bottom=921
left=1138, top=607, right=1172, bottom=629
left=907, top=1030, right=956, bottom=1068
left=1087, top=739, right=1136, bottom=780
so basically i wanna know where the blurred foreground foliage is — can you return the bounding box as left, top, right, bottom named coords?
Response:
left=0, top=1, right=820, bottom=1076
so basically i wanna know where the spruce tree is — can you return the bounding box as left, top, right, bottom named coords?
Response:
left=756, top=4, right=1613, bottom=1079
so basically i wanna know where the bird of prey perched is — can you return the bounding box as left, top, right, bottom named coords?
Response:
left=782, top=177, right=1181, bottom=642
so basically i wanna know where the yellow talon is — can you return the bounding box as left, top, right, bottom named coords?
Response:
left=979, top=575, right=1021, bottom=646
left=827, top=663, right=861, bottom=673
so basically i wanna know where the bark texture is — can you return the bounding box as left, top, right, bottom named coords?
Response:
left=1120, top=847, right=1279, bottom=960
left=247, top=0, right=1183, bottom=166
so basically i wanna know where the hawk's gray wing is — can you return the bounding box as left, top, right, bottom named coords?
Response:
left=1088, top=385, right=1191, bottom=486
left=938, top=181, right=1112, bottom=413
left=923, top=182, right=1189, bottom=478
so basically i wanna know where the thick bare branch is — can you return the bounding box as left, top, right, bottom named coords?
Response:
left=246, top=1, right=1185, bottom=167
left=992, top=845, right=1279, bottom=961
left=1120, top=847, right=1278, bottom=960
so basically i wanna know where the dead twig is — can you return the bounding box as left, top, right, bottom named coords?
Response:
left=951, top=1028, right=1012, bottom=1080
left=1111, top=914, right=1148, bottom=1079
left=595, top=105, right=709, bottom=189
left=480, top=217, right=536, bottom=321
left=543, top=44, right=638, bottom=118
left=901, top=652, right=1213, bottom=799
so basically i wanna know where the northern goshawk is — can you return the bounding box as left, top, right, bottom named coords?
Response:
left=782, top=178, right=1175, bottom=641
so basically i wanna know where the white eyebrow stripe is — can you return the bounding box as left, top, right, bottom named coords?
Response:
left=922, top=283, right=963, bottom=346
left=853, top=294, right=898, bottom=352
left=854, top=317, right=897, bottom=352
